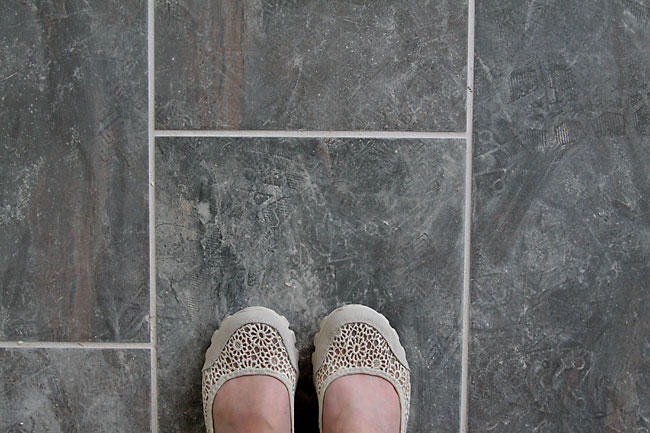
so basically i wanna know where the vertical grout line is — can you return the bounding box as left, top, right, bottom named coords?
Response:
left=147, top=0, right=158, bottom=431
left=460, top=0, right=476, bottom=432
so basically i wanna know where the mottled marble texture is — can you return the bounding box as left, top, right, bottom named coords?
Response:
left=155, top=0, right=467, bottom=131
left=156, top=137, right=464, bottom=432
left=0, top=349, right=150, bottom=432
left=470, top=0, right=650, bottom=431
left=0, top=1, right=148, bottom=341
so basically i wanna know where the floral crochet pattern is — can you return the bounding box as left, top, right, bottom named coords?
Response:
left=202, top=323, right=297, bottom=429
left=314, top=322, right=411, bottom=419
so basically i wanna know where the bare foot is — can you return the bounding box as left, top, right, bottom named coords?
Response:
left=212, top=375, right=291, bottom=433
left=322, top=374, right=401, bottom=433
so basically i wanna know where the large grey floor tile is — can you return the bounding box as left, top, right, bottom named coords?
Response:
left=0, top=349, right=150, bottom=432
left=156, top=137, right=464, bottom=432
left=0, top=1, right=148, bottom=341
left=470, top=0, right=650, bottom=431
left=155, top=1, right=467, bottom=131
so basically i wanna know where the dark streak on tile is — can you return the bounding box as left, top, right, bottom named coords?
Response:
left=155, top=0, right=468, bottom=131
left=471, top=0, right=650, bottom=431
left=0, top=1, right=148, bottom=341
left=156, top=137, right=465, bottom=432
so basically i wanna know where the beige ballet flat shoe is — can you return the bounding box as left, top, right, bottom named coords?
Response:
left=201, top=306, right=299, bottom=433
left=312, top=304, right=411, bottom=433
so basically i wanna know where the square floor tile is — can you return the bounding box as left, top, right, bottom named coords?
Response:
left=156, top=137, right=465, bottom=432
left=0, top=0, right=148, bottom=341
left=155, top=1, right=467, bottom=131
left=0, top=349, right=150, bottom=432
left=470, top=0, right=650, bottom=431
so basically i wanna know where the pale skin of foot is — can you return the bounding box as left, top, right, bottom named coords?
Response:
left=212, top=375, right=290, bottom=433
left=211, top=373, right=400, bottom=433
left=322, top=374, right=401, bottom=433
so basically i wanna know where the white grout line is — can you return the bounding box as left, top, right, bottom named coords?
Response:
left=148, top=0, right=159, bottom=431
left=154, top=129, right=467, bottom=139
left=0, top=341, right=152, bottom=349
left=460, top=0, right=476, bottom=432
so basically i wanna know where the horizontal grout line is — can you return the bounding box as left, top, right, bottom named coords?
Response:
left=0, top=341, right=152, bottom=350
left=155, top=130, right=467, bottom=139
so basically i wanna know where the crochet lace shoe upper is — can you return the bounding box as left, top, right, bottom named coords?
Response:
left=312, top=304, right=411, bottom=433
left=202, top=307, right=299, bottom=433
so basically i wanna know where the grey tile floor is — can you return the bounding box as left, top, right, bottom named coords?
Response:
left=1, top=0, right=648, bottom=432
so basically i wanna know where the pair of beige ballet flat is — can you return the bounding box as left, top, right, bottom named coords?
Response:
left=202, top=304, right=410, bottom=433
